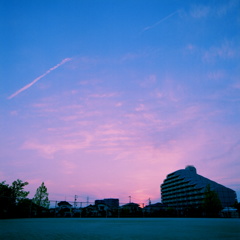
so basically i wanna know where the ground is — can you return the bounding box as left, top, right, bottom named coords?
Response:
left=0, top=218, right=240, bottom=240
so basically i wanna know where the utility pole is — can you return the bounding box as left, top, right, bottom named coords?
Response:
left=55, top=201, right=58, bottom=217
left=142, top=203, right=145, bottom=218
left=87, top=196, right=89, bottom=206
left=129, top=196, right=131, bottom=203
left=80, top=202, right=82, bottom=218
left=74, top=195, right=78, bottom=208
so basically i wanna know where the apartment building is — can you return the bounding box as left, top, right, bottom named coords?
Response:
left=161, top=166, right=237, bottom=209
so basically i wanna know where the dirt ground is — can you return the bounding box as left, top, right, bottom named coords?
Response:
left=0, top=218, right=240, bottom=240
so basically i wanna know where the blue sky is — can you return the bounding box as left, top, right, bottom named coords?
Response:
left=1, top=0, right=240, bottom=204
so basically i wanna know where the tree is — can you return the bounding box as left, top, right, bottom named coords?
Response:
left=11, top=179, right=29, bottom=201
left=0, top=181, right=12, bottom=199
left=203, top=184, right=222, bottom=217
left=233, top=201, right=240, bottom=216
left=33, top=182, right=50, bottom=208
left=0, top=181, right=14, bottom=218
left=0, top=180, right=29, bottom=218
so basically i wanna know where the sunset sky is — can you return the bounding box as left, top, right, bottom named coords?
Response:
left=1, top=0, right=240, bottom=204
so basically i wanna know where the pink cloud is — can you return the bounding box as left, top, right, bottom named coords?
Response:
left=17, top=112, right=240, bottom=202
left=90, top=92, right=118, bottom=98
left=20, top=137, right=92, bottom=159
left=61, top=160, right=77, bottom=175
left=10, top=110, right=18, bottom=116
left=135, top=104, right=146, bottom=112
left=115, top=102, right=123, bottom=107
left=7, top=75, right=239, bottom=202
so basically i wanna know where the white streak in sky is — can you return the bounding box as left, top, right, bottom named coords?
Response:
left=142, top=10, right=179, bottom=32
left=8, top=58, right=72, bottom=99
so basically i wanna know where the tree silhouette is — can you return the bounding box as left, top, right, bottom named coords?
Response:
left=0, top=180, right=29, bottom=218
left=203, top=184, right=222, bottom=217
left=11, top=179, right=29, bottom=202
left=33, top=182, right=50, bottom=208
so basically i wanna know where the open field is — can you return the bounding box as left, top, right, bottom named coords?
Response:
left=0, top=218, right=240, bottom=240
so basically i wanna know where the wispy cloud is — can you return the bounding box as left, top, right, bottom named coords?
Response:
left=184, top=41, right=239, bottom=63
left=189, top=1, right=239, bottom=19
left=142, top=10, right=179, bottom=32
left=190, top=5, right=210, bottom=18
left=7, top=58, right=72, bottom=99
left=202, top=41, right=236, bottom=62
left=90, top=93, right=118, bottom=98
left=207, top=70, right=225, bottom=80
left=140, top=75, right=157, bottom=88
left=61, top=160, right=77, bottom=175
left=21, top=137, right=92, bottom=159
left=12, top=82, right=240, bottom=201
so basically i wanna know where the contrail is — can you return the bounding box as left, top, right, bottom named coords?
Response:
left=8, top=58, right=72, bottom=99
left=142, top=10, right=179, bottom=32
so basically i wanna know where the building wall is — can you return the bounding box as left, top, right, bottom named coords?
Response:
left=95, top=198, right=119, bottom=209
left=103, top=198, right=119, bottom=209
left=161, top=166, right=237, bottom=208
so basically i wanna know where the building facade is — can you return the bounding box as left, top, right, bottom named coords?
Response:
left=161, top=166, right=237, bottom=209
left=95, top=198, right=119, bottom=210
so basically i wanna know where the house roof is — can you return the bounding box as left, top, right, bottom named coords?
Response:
left=122, top=203, right=140, bottom=207
left=57, top=201, right=72, bottom=207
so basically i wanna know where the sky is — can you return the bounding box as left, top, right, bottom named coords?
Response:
left=1, top=0, right=240, bottom=205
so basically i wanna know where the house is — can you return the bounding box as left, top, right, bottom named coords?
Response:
left=83, top=204, right=98, bottom=217
left=95, top=198, right=119, bottom=210
left=95, top=202, right=111, bottom=217
left=56, top=201, right=73, bottom=217
left=121, top=202, right=142, bottom=217
left=144, top=202, right=166, bottom=213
